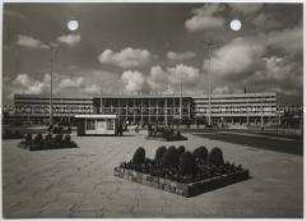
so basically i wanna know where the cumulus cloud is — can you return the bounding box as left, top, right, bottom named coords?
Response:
left=168, top=64, right=200, bottom=85
left=14, top=74, right=31, bottom=85
left=185, top=4, right=227, bottom=32
left=147, top=66, right=168, bottom=90
left=203, top=37, right=264, bottom=78
left=267, top=27, right=303, bottom=55
left=167, top=51, right=196, bottom=61
left=231, top=3, right=262, bottom=14
left=84, top=84, right=101, bottom=94
left=147, top=64, right=199, bottom=91
left=263, top=56, right=298, bottom=81
left=12, top=73, right=50, bottom=95
left=121, top=70, right=145, bottom=92
left=58, top=76, right=84, bottom=89
left=213, top=86, right=230, bottom=94
left=57, top=34, right=81, bottom=47
left=98, top=47, right=152, bottom=68
left=17, top=35, right=48, bottom=49
left=185, top=16, right=224, bottom=32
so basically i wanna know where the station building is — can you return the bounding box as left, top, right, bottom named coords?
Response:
left=93, top=94, right=195, bottom=125
left=13, top=94, right=94, bottom=123
left=193, top=92, right=279, bottom=126
left=9, top=92, right=284, bottom=126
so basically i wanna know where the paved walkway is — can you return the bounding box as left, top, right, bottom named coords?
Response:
left=2, top=130, right=303, bottom=218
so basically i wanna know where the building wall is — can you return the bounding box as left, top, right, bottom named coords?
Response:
left=11, top=92, right=285, bottom=126
left=192, top=92, right=278, bottom=124
left=93, top=95, right=195, bottom=125
left=14, top=94, right=94, bottom=118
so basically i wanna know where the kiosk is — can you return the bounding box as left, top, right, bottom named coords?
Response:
left=75, top=114, right=118, bottom=136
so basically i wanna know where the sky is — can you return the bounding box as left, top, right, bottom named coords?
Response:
left=2, top=3, right=303, bottom=105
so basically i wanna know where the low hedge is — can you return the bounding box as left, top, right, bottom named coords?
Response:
left=19, top=133, right=78, bottom=151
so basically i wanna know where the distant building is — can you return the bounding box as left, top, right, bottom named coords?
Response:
left=13, top=94, right=94, bottom=123
left=192, top=92, right=278, bottom=126
left=93, top=94, right=195, bottom=125
left=11, top=92, right=294, bottom=127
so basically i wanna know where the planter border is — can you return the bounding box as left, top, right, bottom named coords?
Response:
left=114, top=167, right=249, bottom=197
left=145, top=136, right=188, bottom=142
left=18, top=142, right=78, bottom=151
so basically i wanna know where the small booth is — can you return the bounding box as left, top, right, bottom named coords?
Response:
left=75, top=114, right=118, bottom=136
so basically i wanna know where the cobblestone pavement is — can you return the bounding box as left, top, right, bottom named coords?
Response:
left=2, top=130, right=303, bottom=218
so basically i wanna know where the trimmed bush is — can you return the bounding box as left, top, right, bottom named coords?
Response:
left=193, top=146, right=208, bottom=163
left=208, top=147, right=224, bottom=166
left=161, top=146, right=179, bottom=166
left=178, top=145, right=185, bottom=155
left=13, top=130, right=22, bottom=138
left=176, top=130, right=182, bottom=138
left=154, top=146, right=167, bottom=162
left=25, top=133, right=32, bottom=143
left=64, top=134, right=71, bottom=142
left=179, top=151, right=196, bottom=176
left=34, top=133, right=43, bottom=143
left=45, top=133, right=52, bottom=140
left=132, top=147, right=146, bottom=164
left=54, top=134, right=64, bottom=148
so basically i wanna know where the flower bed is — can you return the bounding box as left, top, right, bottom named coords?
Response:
left=114, top=146, right=250, bottom=197
left=146, top=127, right=188, bottom=141
left=18, top=133, right=78, bottom=151
left=2, top=130, right=23, bottom=140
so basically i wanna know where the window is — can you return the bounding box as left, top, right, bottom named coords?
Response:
left=86, top=119, right=95, bottom=130
left=107, top=119, right=114, bottom=130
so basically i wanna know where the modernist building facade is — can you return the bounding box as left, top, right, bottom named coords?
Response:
left=10, top=92, right=283, bottom=126
left=13, top=94, right=94, bottom=122
left=193, top=92, right=278, bottom=125
left=93, top=94, right=195, bottom=125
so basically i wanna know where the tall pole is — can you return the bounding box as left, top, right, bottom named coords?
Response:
left=208, top=47, right=211, bottom=126
left=49, top=45, right=53, bottom=124
left=203, top=41, right=219, bottom=127
left=180, top=70, right=182, bottom=121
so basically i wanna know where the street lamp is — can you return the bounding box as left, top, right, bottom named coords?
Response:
left=202, top=41, right=219, bottom=127
left=179, top=67, right=183, bottom=121
left=47, top=19, right=79, bottom=125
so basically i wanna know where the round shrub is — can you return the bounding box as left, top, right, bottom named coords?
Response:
left=25, top=133, right=32, bottom=142
left=132, top=147, right=146, bottom=165
left=45, top=133, right=52, bottom=140
left=64, top=134, right=71, bottom=142
left=178, top=145, right=185, bottom=155
left=161, top=146, right=179, bottom=166
left=54, top=134, right=63, bottom=141
left=14, top=130, right=22, bottom=138
left=176, top=130, right=182, bottom=137
left=179, top=151, right=196, bottom=176
left=154, top=146, right=167, bottom=162
left=34, top=133, right=43, bottom=143
left=44, top=133, right=53, bottom=148
left=193, top=146, right=208, bottom=162
left=208, top=147, right=225, bottom=166
left=54, top=134, right=64, bottom=148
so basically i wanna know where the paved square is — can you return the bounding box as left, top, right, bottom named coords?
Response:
left=2, top=131, right=302, bottom=218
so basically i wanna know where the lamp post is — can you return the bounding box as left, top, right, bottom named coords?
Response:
left=47, top=42, right=62, bottom=125
left=47, top=19, right=79, bottom=125
left=48, top=43, right=55, bottom=124
left=202, top=41, right=219, bottom=127
left=179, top=68, right=183, bottom=122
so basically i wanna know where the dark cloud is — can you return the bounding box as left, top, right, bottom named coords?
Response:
left=3, top=3, right=303, bottom=105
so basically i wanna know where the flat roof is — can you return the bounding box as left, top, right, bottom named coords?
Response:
left=75, top=114, right=117, bottom=119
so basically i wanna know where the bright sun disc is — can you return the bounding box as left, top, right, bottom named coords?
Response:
left=230, top=19, right=242, bottom=31
left=67, top=20, right=79, bottom=31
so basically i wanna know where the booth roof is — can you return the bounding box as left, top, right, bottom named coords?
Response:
left=75, top=114, right=117, bottom=119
